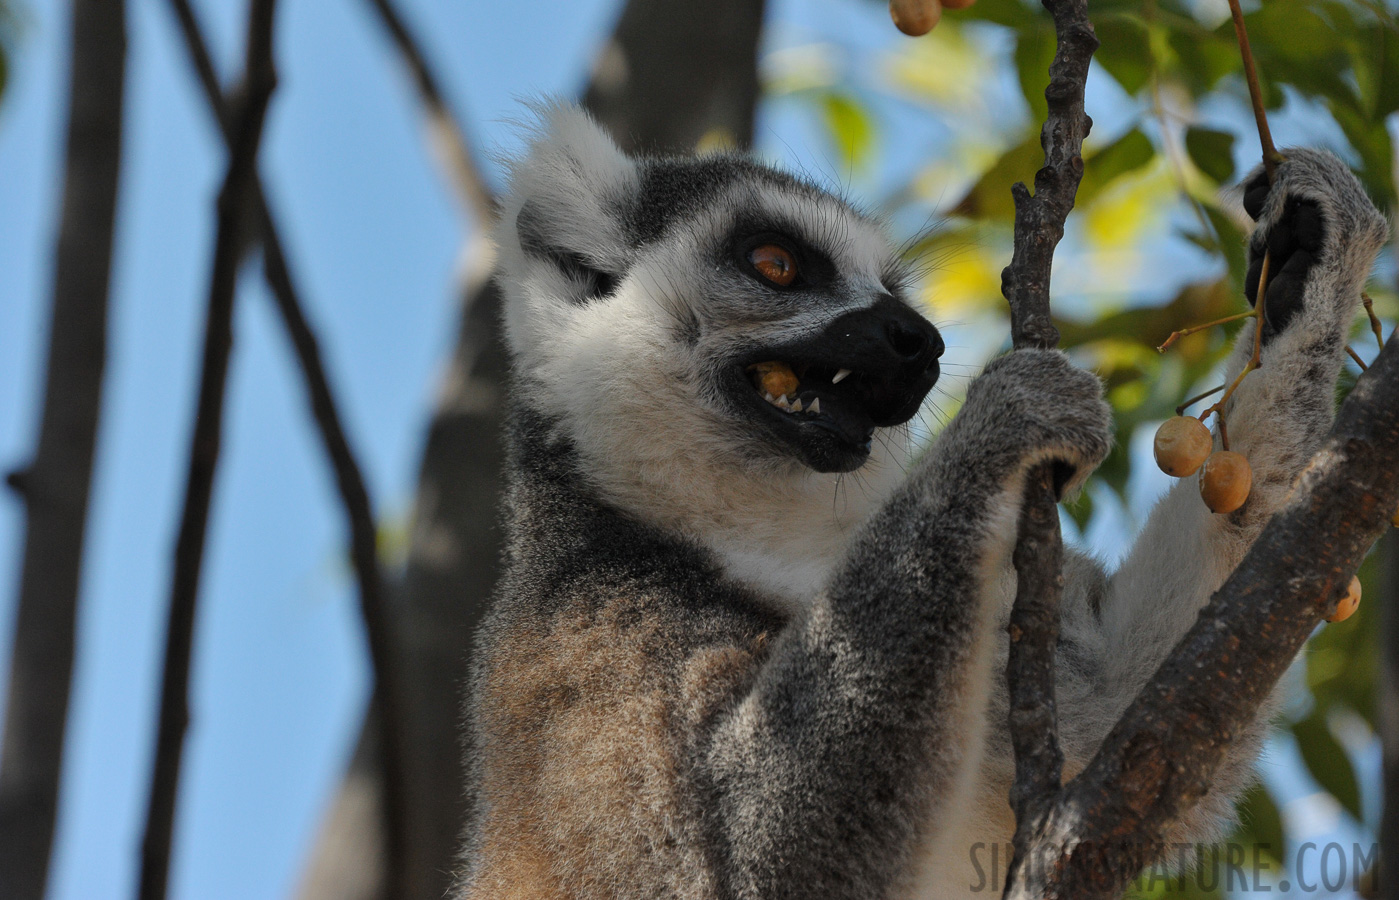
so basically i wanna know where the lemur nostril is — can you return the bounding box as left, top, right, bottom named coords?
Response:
left=886, top=321, right=930, bottom=361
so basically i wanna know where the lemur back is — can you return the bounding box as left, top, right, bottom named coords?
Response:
left=457, top=105, right=1389, bottom=899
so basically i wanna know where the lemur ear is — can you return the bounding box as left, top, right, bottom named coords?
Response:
left=503, top=103, right=639, bottom=303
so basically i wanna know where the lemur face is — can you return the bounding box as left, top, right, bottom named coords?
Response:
left=498, top=105, right=943, bottom=475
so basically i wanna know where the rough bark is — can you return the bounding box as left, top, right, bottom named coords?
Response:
left=1017, top=332, right=1399, bottom=899
left=0, top=2, right=126, bottom=897
left=996, top=0, right=1097, bottom=893
left=136, top=3, right=279, bottom=897
left=296, top=2, right=769, bottom=899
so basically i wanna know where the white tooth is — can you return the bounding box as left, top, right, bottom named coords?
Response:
left=833, top=368, right=852, bottom=384
left=809, top=398, right=821, bottom=415
left=764, top=392, right=776, bottom=403
left=776, top=395, right=791, bottom=409
left=791, top=398, right=803, bottom=412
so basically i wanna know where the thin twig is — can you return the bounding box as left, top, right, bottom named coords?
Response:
left=996, top=0, right=1098, bottom=895
left=1225, top=0, right=1281, bottom=177
left=1201, top=234, right=1273, bottom=424
left=364, top=0, right=497, bottom=224
left=1348, top=346, right=1370, bottom=371
left=0, top=1, right=127, bottom=896
left=137, top=3, right=279, bottom=898
left=1175, top=383, right=1225, bottom=416
left=1363, top=292, right=1385, bottom=350
left=158, top=0, right=409, bottom=887
left=1157, top=309, right=1258, bottom=352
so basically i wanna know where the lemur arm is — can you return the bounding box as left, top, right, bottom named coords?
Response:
left=1049, top=149, right=1389, bottom=832
left=698, top=350, right=1111, bottom=900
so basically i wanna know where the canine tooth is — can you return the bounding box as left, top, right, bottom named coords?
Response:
left=832, top=368, right=852, bottom=384
left=809, top=398, right=821, bottom=415
left=791, top=398, right=803, bottom=412
left=776, top=395, right=791, bottom=410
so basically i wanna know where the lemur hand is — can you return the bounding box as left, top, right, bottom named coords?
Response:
left=957, top=349, right=1112, bottom=498
left=1241, top=149, right=1388, bottom=343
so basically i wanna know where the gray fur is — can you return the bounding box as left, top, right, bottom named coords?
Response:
left=456, top=108, right=1388, bottom=900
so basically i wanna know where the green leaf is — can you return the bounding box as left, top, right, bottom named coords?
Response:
left=1291, top=713, right=1363, bottom=821
left=1306, top=548, right=1384, bottom=729
left=1076, top=129, right=1155, bottom=207
left=818, top=91, right=875, bottom=172
left=1094, top=14, right=1153, bottom=96
left=1166, top=27, right=1238, bottom=95
left=950, top=0, right=1039, bottom=29
left=1199, top=203, right=1247, bottom=294
left=1014, top=25, right=1056, bottom=124
left=951, top=128, right=1154, bottom=223
left=1331, top=102, right=1397, bottom=206
left=1234, top=782, right=1286, bottom=866
left=951, top=134, right=1042, bottom=221
left=1184, top=127, right=1236, bottom=184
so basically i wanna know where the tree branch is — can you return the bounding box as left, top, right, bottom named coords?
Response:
left=159, top=0, right=410, bottom=888
left=1381, top=528, right=1399, bottom=900
left=136, top=3, right=279, bottom=898
left=0, top=2, right=127, bottom=897
left=363, top=0, right=496, bottom=224
left=1026, top=331, right=1399, bottom=899
left=996, top=0, right=1097, bottom=895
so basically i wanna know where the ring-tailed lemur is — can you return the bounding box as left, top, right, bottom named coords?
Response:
left=456, top=104, right=1388, bottom=899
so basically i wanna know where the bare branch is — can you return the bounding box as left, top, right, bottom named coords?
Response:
left=1381, top=529, right=1399, bottom=900
left=995, top=0, right=1097, bottom=894
left=0, top=2, right=127, bottom=897
left=159, top=1, right=410, bottom=889
left=1000, top=0, right=1097, bottom=354
left=1033, top=332, right=1399, bottom=899
left=137, top=3, right=279, bottom=898
left=364, top=0, right=496, bottom=224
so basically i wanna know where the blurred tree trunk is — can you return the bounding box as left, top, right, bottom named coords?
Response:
left=296, top=2, right=767, bottom=899
left=0, top=2, right=126, bottom=899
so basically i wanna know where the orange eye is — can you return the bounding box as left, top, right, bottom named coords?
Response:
left=749, top=244, right=798, bottom=287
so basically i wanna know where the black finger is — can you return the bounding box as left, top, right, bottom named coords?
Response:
left=1243, top=172, right=1271, bottom=221
left=1262, top=248, right=1314, bottom=337
left=1267, top=213, right=1297, bottom=263
left=1291, top=200, right=1325, bottom=253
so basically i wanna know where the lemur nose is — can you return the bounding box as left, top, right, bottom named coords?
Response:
left=882, top=306, right=944, bottom=370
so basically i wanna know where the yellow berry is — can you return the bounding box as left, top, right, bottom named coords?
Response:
left=748, top=361, right=799, bottom=399
left=1326, top=576, right=1362, bottom=623
left=1199, top=450, right=1252, bottom=514
left=1154, top=416, right=1213, bottom=478
left=889, top=0, right=942, bottom=35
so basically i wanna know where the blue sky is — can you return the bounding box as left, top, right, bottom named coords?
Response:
left=0, top=0, right=1386, bottom=898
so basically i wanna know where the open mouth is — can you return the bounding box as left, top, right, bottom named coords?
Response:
left=746, top=360, right=872, bottom=446
left=738, top=355, right=936, bottom=472
left=728, top=300, right=943, bottom=472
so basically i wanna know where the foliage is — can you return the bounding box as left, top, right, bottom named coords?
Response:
left=786, top=0, right=1398, bottom=887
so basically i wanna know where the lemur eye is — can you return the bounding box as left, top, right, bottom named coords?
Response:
left=748, top=244, right=798, bottom=287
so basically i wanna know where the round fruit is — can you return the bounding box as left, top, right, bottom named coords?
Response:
left=748, top=361, right=799, bottom=399
left=1199, top=450, right=1252, bottom=514
left=1153, top=416, right=1213, bottom=478
left=890, top=0, right=942, bottom=35
left=1327, top=576, right=1362, bottom=623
